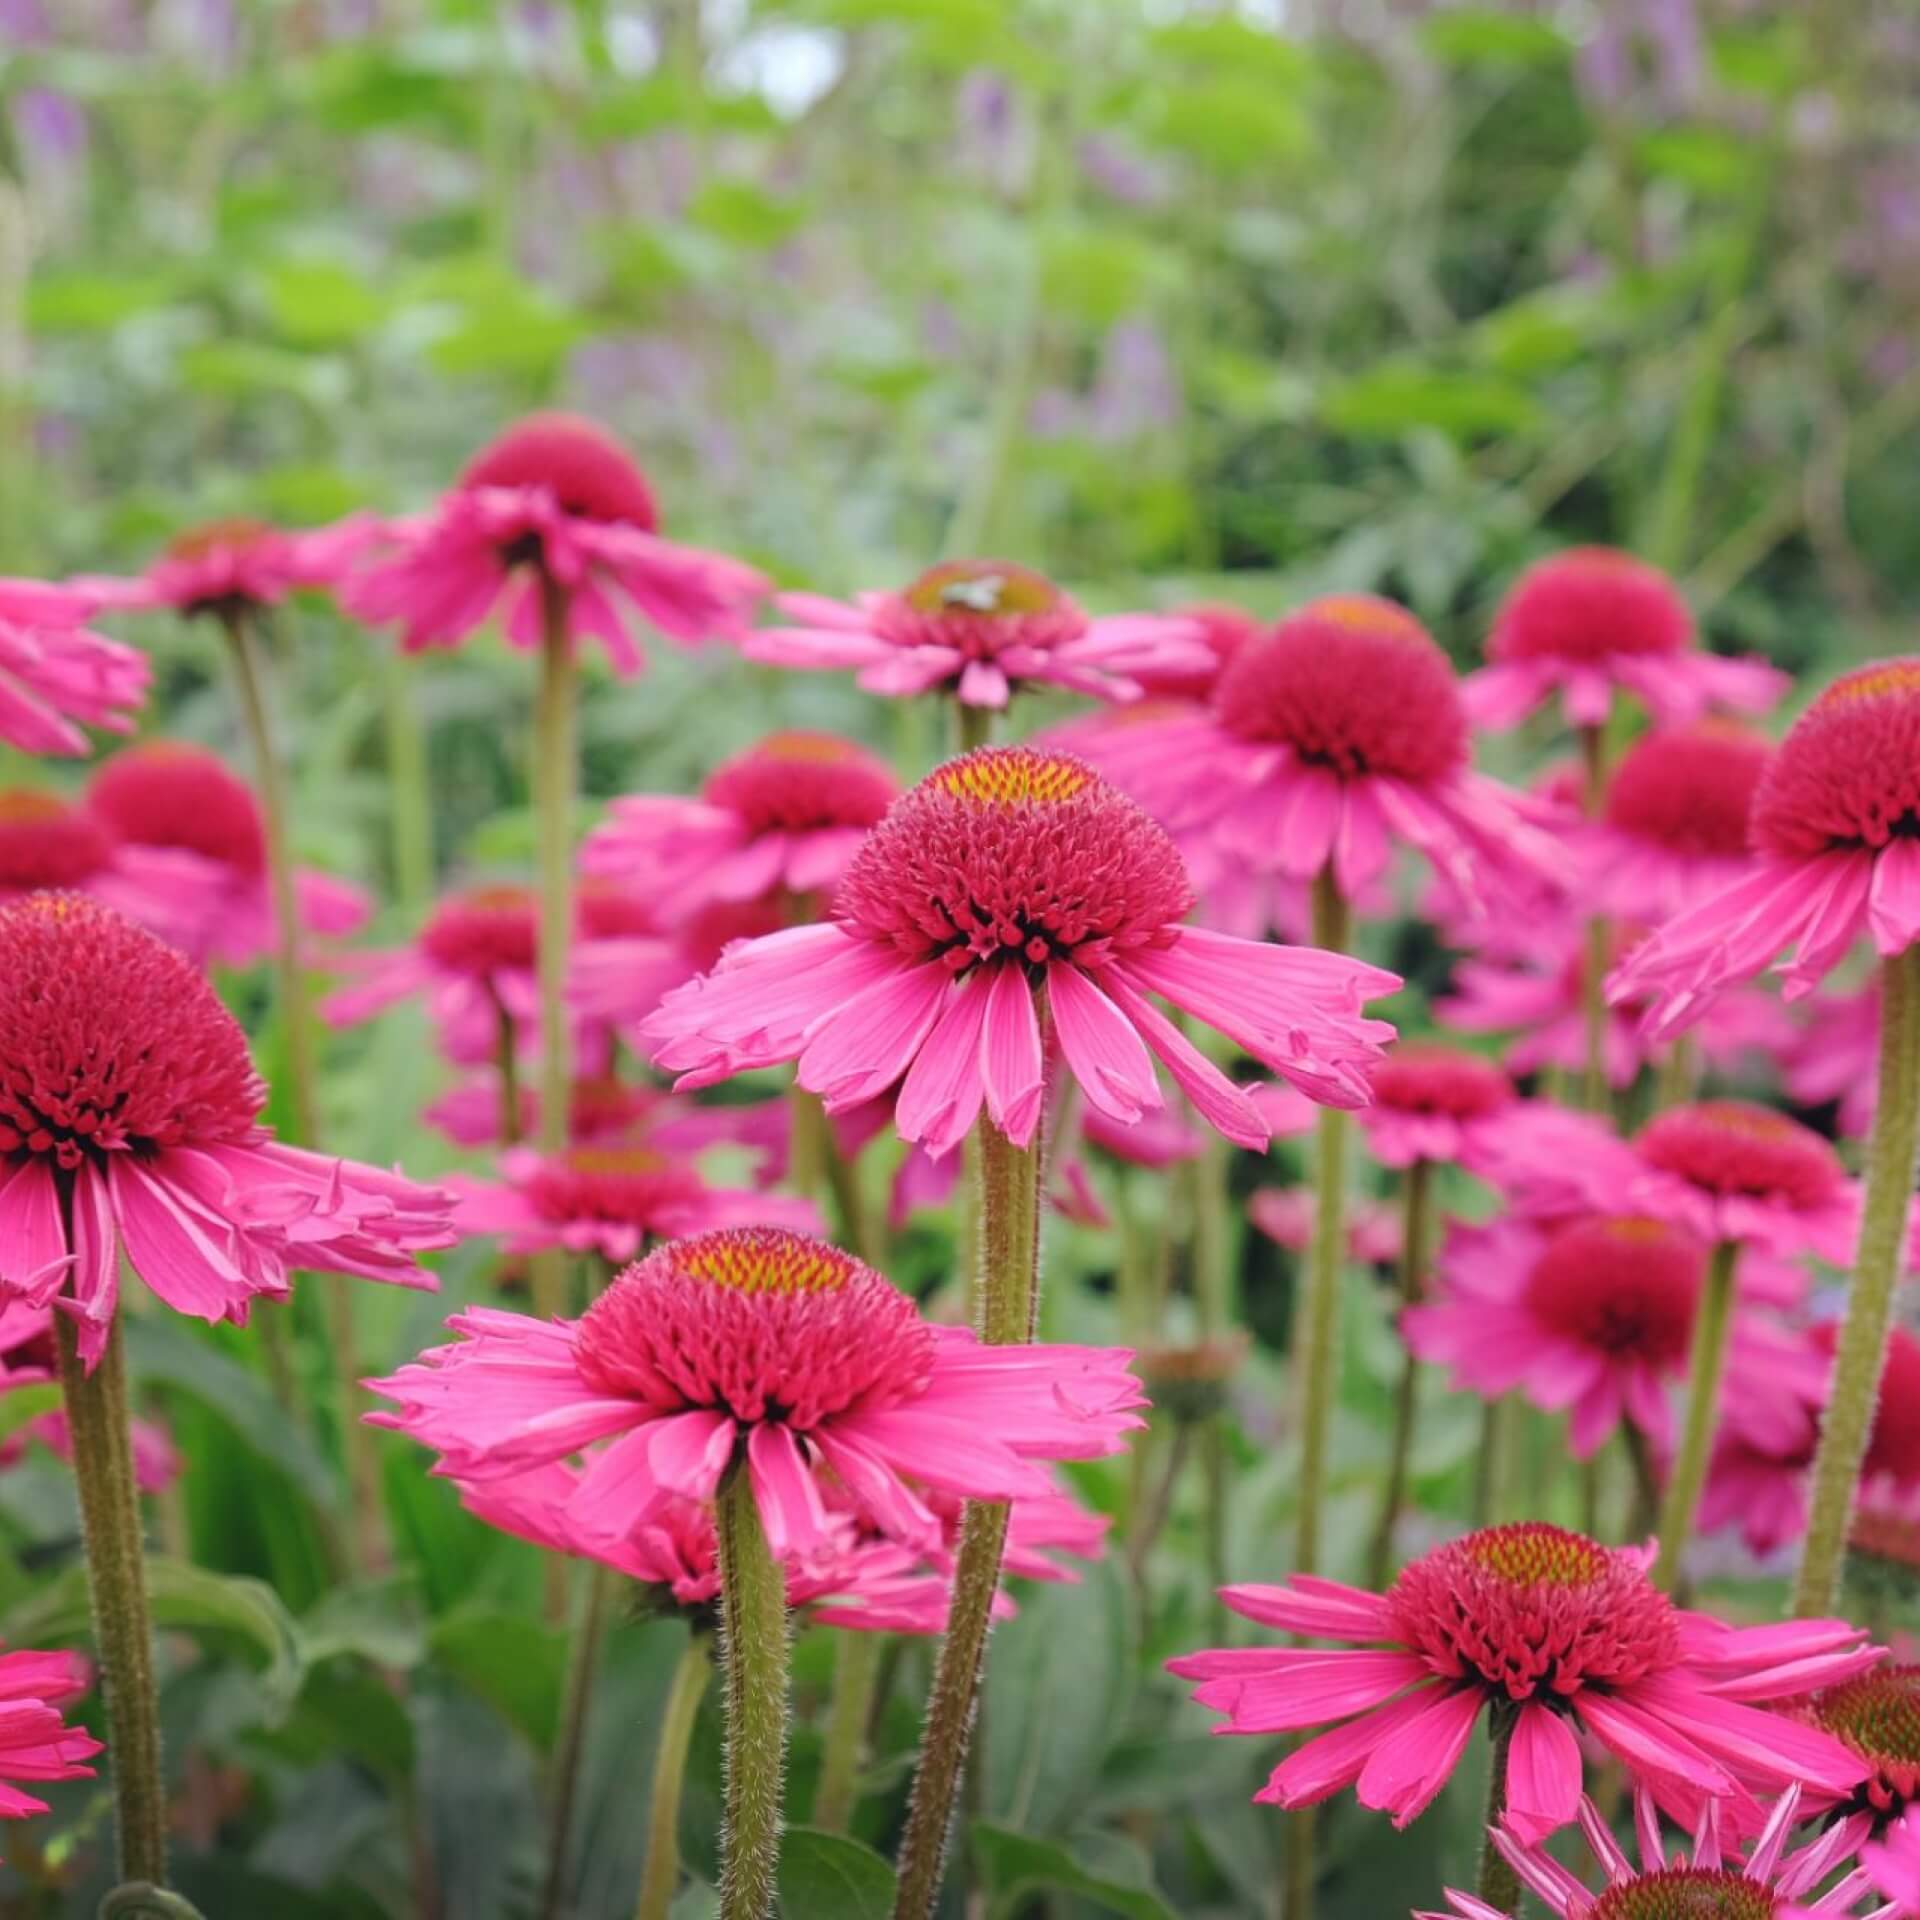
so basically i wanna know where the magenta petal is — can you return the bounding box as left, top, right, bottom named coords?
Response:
left=1502, top=1703, right=1584, bottom=1843
left=1048, top=962, right=1160, bottom=1126
left=892, top=972, right=991, bottom=1157
left=1259, top=1685, right=1451, bottom=1807
left=980, top=963, right=1045, bottom=1145
left=0, top=1158, right=68, bottom=1304
left=1354, top=1683, right=1485, bottom=1826
left=797, top=960, right=952, bottom=1111
left=747, top=1422, right=832, bottom=1560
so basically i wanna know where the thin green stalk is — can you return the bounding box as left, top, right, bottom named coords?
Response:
left=1125, top=1418, right=1192, bottom=1586
left=1367, top=1158, right=1433, bottom=1589
left=952, top=701, right=995, bottom=756
left=1795, top=945, right=1920, bottom=1616
left=634, top=1632, right=713, bottom=1920
left=1653, top=1035, right=1700, bottom=1113
left=53, top=1310, right=166, bottom=1886
left=493, top=992, right=523, bottom=1148
left=813, top=1629, right=883, bottom=1834
left=380, top=646, right=434, bottom=914
left=892, top=1120, right=1042, bottom=1920
left=531, top=572, right=578, bottom=1323
left=540, top=1563, right=615, bottom=1920
left=1475, top=1711, right=1521, bottom=1916
left=1623, top=1420, right=1662, bottom=1538
left=1653, top=1240, right=1740, bottom=1591
left=716, top=1470, right=790, bottom=1920
left=1471, top=1397, right=1506, bottom=1528
left=98, top=1889, right=209, bottom=1920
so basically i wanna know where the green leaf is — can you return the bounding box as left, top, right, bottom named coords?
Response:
left=426, top=298, right=588, bottom=380
left=427, top=1609, right=567, bottom=1747
left=0, top=1385, right=61, bottom=1444
left=1039, top=225, right=1181, bottom=330
left=177, top=339, right=342, bottom=401
left=1320, top=362, right=1544, bottom=440
left=685, top=180, right=810, bottom=252
left=1633, top=126, right=1751, bottom=197
left=970, top=1824, right=1176, bottom=1920
left=263, top=260, right=387, bottom=349
left=776, top=1828, right=896, bottom=1920
left=1420, top=9, right=1570, bottom=67
left=1149, top=17, right=1310, bottom=83
left=1146, top=77, right=1310, bottom=175
left=27, top=270, right=179, bottom=332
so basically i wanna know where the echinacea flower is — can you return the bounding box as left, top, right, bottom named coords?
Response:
left=91, top=514, right=375, bottom=622
left=643, top=746, right=1400, bottom=1156
left=1832, top=1323, right=1920, bottom=1507
left=1123, top=601, right=1261, bottom=702
left=368, top=1225, right=1147, bottom=1561
left=0, top=1642, right=100, bottom=1827
left=1064, top=594, right=1569, bottom=924
left=1804, top=1665, right=1920, bottom=1824
left=1167, top=1521, right=1875, bottom=1837
left=1249, top=1185, right=1404, bottom=1266
left=1785, top=983, right=1880, bottom=1140
left=0, top=894, right=453, bottom=1364
left=1697, top=1318, right=1830, bottom=1557
left=1436, top=1783, right=1877, bottom=1920
left=84, top=741, right=369, bottom=968
left=1864, top=1804, right=1920, bottom=1913
left=1464, top=546, right=1787, bottom=733
left=1610, top=660, right=1920, bottom=1034
left=0, top=579, right=148, bottom=757
left=344, top=412, right=766, bottom=672
left=1355, top=1042, right=1529, bottom=1171
left=743, top=559, right=1209, bottom=710
left=582, top=730, right=897, bottom=924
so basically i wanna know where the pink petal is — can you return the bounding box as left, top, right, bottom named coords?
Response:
left=892, top=972, right=991, bottom=1157
left=1502, top=1703, right=1584, bottom=1842
left=980, top=963, right=1046, bottom=1145
left=747, top=1422, right=832, bottom=1560
left=1354, top=1682, right=1485, bottom=1826
left=1048, top=962, right=1160, bottom=1127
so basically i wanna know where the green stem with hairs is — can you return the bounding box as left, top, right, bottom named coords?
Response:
left=812, top=1629, right=883, bottom=1834
left=716, top=1470, right=790, bottom=1920
left=1475, top=1710, right=1522, bottom=1915
left=531, top=573, right=578, bottom=1323
left=634, top=1632, right=713, bottom=1920
left=380, top=646, right=434, bottom=914
left=1653, top=1240, right=1740, bottom=1591
left=1795, top=945, right=1920, bottom=1616
left=892, top=1120, right=1042, bottom=1920
left=53, top=1310, right=167, bottom=1887
left=1367, top=1157, right=1433, bottom=1590
left=540, top=1563, right=615, bottom=1920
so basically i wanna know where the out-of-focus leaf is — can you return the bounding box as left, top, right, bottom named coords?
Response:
left=1146, top=79, right=1311, bottom=174
left=1039, top=224, right=1181, bottom=329
left=0, top=1385, right=60, bottom=1443
left=427, top=1609, right=567, bottom=1747
left=427, top=298, right=588, bottom=379
left=1420, top=9, right=1570, bottom=66
left=1710, top=19, right=1806, bottom=99
left=27, top=271, right=180, bottom=332
left=307, top=48, right=482, bottom=137
left=255, top=465, right=379, bottom=525
left=178, top=340, right=345, bottom=402
left=1320, top=362, right=1544, bottom=440
left=776, top=1828, right=895, bottom=1920
left=263, top=260, right=388, bottom=349
left=414, top=1685, right=538, bottom=1920
left=581, top=74, right=780, bottom=140
left=1634, top=126, right=1752, bottom=197
left=686, top=179, right=810, bottom=252
left=300, top=1575, right=428, bottom=1670
left=1150, top=17, right=1310, bottom=82
left=1470, top=287, right=1610, bottom=376
left=970, top=1824, right=1176, bottom=1920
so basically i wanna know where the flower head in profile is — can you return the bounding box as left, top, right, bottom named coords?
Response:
left=1168, top=1521, right=1875, bottom=1837
left=84, top=742, right=369, bottom=968
left=1465, top=546, right=1786, bottom=732
left=1612, top=660, right=1920, bottom=1034
left=369, top=1225, right=1146, bottom=1562
left=1437, top=1783, right=1877, bottom=1920
left=0, top=895, right=452, bottom=1365
left=643, top=746, right=1399, bottom=1157
left=93, top=515, right=375, bottom=622
left=1698, top=1318, right=1829, bottom=1557
left=0, top=1641, right=100, bottom=1830
left=1356, top=1042, right=1526, bottom=1171
left=1804, top=1666, right=1920, bottom=1826
left=1065, top=594, right=1569, bottom=924
left=0, top=578, right=149, bottom=757
left=344, top=412, right=766, bottom=674
left=1249, top=1185, right=1404, bottom=1266
left=583, top=730, right=898, bottom=925
left=744, top=559, right=1210, bottom=710
left=1785, top=984, right=1880, bottom=1141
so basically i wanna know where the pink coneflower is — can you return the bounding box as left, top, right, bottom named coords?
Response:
left=1167, top=1521, right=1875, bottom=1837
left=449, top=1139, right=821, bottom=1264
left=369, top=1225, right=1147, bottom=1560
left=1698, top=1319, right=1830, bottom=1557
left=1066, top=595, right=1569, bottom=923
left=1865, top=1805, right=1920, bottom=1913
left=1464, top=547, right=1786, bottom=733
left=1786, top=983, right=1880, bottom=1139
left=744, top=559, right=1209, bottom=710
left=1438, top=1784, right=1878, bottom=1920
left=0, top=895, right=452, bottom=1364
left=1587, top=721, right=1775, bottom=920
left=1356, top=1042, right=1529, bottom=1171
left=1249, top=1185, right=1404, bottom=1266
left=1125, top=601, right=1260, bottom=702
left=0, top=579, right=148, bottom=757
left=1805, top=1666, right=1920, bottom=1825
left=344, top=413, right=765, bottom=670
left=84, top=741, right=369, bottom=968
left=643, top=746, right=1399, bottom=1156
left=1611, top=661, right=1920, bottom=1033
left=96, top=515, right=374, bottom=621
left=583, top=730, right=897, bottom=924
left=1840, top=1323, right=1920, bottom=1499
left=0, top=1642, right=100, bottom=1829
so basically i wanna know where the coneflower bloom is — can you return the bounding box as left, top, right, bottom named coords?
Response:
left=743, top=559, right=1209, bottom=710
left=1786, top=984, right=1880, bottom=1140
left=0, top=895, right=453, bottom=1364
left=1065, top=594, right=1569, bottom=923
left=643, top=746, right=1398, bottom=1157
left=1804, top=1666, right=1920, bottom=1825
left=84, top=742, right=369, bottom=968
left=1167, top=1521, right=1875, bottom=1837
left=448, top=1139, right=821, bottom=1265
left=1835, top=1323, right=1920, bottom=1504
left=1698, top=1320, right=1830, bottom=1556
left=1437, top=1784, right=1878, bottom=1920
left=1249, top=1186, right=1404, bottom=1266
left=91, top=515, right=375, bottom=621
left=1586, top=721, right=1775, bottom=920
left=1464, top=547, right=1787, bottom=733
left=1124, top=601, right=1261, bottom=701
left=582, top=730, right=897, bottom=924
left=1865, top=1806, right=1920, bottom=1913
left=0, top=579, right=148, bottom=757
left=344, top=412, right=766, bottom=670
left=1611, top=660, right=1920, bottom=1033
left=369, top=1226, right=1147, bottom=1561
left=0, top=1643, right=100, bottom=1829
left=1355, top=1042, right=1532, bottom=1171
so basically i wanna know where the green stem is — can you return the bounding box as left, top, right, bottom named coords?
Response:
left=493, top=992, right=523, bottom=1148
left=952, top=701, right=995, bottom=756
left=380, top=646, right=434, bottom=914
left=1125, top=1418, right=1192, bottom=1585
left=53, top=1311, right=167, bottom=1886
left=1191, top=1126, right=1232, bottom=1337
left=1367, top=1158, right=1433, bottom=1589
left=1471, top=1397, right=1506, bottom=1529
left=1475, top=1711, right=1521, bottom=1915
left=634, top=1632, right=713, bottom=1920
left=531, top=572, right=578, bottom=1323
left=540, top=1563, right=615, bottom=1920
left=1794, top=945, right=1920, bottom=1616
left=892, top=1120, right=1041, bottom=1920
left=812, top=1629, right=883, bottom=1834
left=716, top=1470, right=790, bottom=1920
left=97, top=1890, right=209, bottom=1920
left=1623, top=1420, right=1662, bottom=1538
left=1653, top=1240, right=1740, bottom=1591
left=1653, top=1035, right=1700, bottom=1113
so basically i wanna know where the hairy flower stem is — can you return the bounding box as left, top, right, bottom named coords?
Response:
left=540, top=1563, right=615, bottom=1920
left=892, top=1120, right=1041, bottom=1920
left=1368, top=1157, right=1433, bottom=1589
left=380, top=647, right=434, bottom=914
left=634, top=1632, right=713, bottom=1920
left=717, top=1470, right=790, bottom=1920
left=222, top=608, right=376, bottom=1569
left=1476, top=1711, right=1522, bottom=1915
left=1653, top=1240, right=1740, bottom=1592
left=53, top=1310, right=166, bottom=1886
left=531, top=573, right=578, bottom=1323
left=1795, top=944, right=1920, bottom=1616
left=813, top=1629, right=883, bottom=1834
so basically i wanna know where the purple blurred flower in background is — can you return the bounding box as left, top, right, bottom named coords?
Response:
left=1078, top=134, right=1170, bottom=210
left=1090, top=321, right=1180, bottom=442
left=9, top=89, right=86, bottom=174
